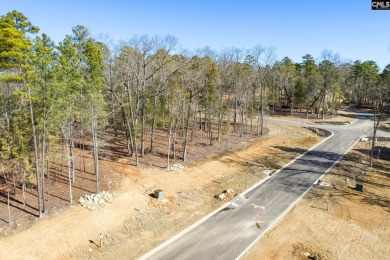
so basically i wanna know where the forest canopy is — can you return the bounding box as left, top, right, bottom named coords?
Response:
left=0, top=10, right=389, bottom=218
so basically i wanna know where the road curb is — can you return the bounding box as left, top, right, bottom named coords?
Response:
left=236, top=133, right=361, bottom=260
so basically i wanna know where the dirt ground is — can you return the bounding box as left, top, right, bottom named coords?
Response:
left=271, top=110, right=357, bottom=125
left=0, top=122, right=265, bottom=233
left=0, top=120, right=322, bottom=260
left=243, top=140, right=390, bottom=260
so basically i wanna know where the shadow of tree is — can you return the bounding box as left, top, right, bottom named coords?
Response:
left=272, top=146, right=308, bottom=155
left=306, top=185, right=390, bottom=213
left=0, top=191, right=39, bottom=218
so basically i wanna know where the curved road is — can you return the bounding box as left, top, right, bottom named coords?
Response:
left=141, top=113, right=388, bottom=260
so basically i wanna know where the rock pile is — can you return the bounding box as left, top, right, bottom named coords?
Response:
left=169, top=163, right=186, bottom=171
left=215, top=189, right=235, bottom=201
left=78, top=191, right=114, bottom=210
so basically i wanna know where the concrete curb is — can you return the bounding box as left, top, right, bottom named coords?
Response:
left=236, top=133, right=360, bottom=260
left=140, top=127, right=334, bottom=260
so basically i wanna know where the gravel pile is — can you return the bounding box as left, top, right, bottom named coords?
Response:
left=169, top=163, right=186, bottom=171
left=78, top=191, right=114, bottom=210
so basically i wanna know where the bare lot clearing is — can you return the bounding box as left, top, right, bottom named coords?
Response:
left=244, top=140, right=390, bottom=260
left=0, top=122, right=321, bottom=260
left=270, top=110, right=357, bottom=125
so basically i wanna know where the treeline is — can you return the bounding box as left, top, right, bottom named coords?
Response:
left=0, top=10, right=389, bottom=217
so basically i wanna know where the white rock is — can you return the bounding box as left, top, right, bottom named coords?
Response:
left=319, top=181, right=330, bottom=187
left=169, top=163, right=186, bottom=171
left=225, top=189, right=234, bottom=194
left=217, top=193, right=226, bottom=200
left=78, top=191, right=114, bottom=209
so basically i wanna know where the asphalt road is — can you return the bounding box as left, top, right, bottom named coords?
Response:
left=141, top=113, right=389, bottom=260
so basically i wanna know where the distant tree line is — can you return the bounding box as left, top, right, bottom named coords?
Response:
left=0, top=10, right=389, bottom=218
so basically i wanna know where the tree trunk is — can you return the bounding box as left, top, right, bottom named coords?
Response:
left=60, top=139, right=65, bottom=181
left=121, top=107, right=133, bottom=156
left=22, top=182, right=26, bottom=205
left=182, top=95, right=192, bottom=161
left=199, top=109, right=202, bottom=129
left=7, top=191, right=11, bottom=225
left=132, top=110, right=139, bottom=166
left=250, top=115, right=253, bottom=135
left=28, top=88, right=42, bottom=217
left=217, top=93, right=223, bottom=141
left=191, top=103, right=197, bottom=142
left=322, top=91, right=326, bottom=120
left=150, top=95, right=158, bottom=153
left=244, top=98, right=248, bottom=134
left=257, top=105, right=260, bottom=136
left=65, top=138, right=73, bottom=204
left=22, top=171, right=26, bottom=206
left=306, top=89, right=324, bottom=116
left=92, top=117, right=99, bottom=193
left=110, top=92, right=118, bottom=142
left=180, top=100, right=185, bottom=137
left=259, top=84, right=264, bottom=135
left=71, top=133, right=75, bottom=184
left=208, top=109, right=213, bottom=145
left=11, top=171, right=16, bottom=195
left=82, top=129, right=86, bottom=172
left=140, top=66, right=146, bottom=158
left=240, top=108, right=244, bottom=137
left=141, top=99, right=145, bottom=157
left=234, top=96, right=238, bottom=132
left=316, top=103, right=320, bottom=118
left=370, top=110, right=382, bottom=166
left=125, top=83, right=135, bottom=155
left=173, top=119, right=177, bottom=160
left=41, top=124, right=47, bottom=213
left=167, top=122, right=173, bottom=169
left=47, top=151, right=50, bottom=212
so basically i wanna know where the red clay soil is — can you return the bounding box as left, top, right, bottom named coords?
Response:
left=0, top=123, right=262, bottom=234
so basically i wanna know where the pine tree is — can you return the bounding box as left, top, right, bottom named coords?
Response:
left=0, top=10, right=42, bottom=216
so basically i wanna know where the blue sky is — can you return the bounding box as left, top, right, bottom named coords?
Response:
left=1, top=0, right=389, bottom=70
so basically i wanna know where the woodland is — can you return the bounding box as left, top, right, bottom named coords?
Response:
left=0, top=10, right=389, bottom=221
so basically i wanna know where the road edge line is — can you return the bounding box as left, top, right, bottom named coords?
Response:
left=235, top=135, right=360, bottom=260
